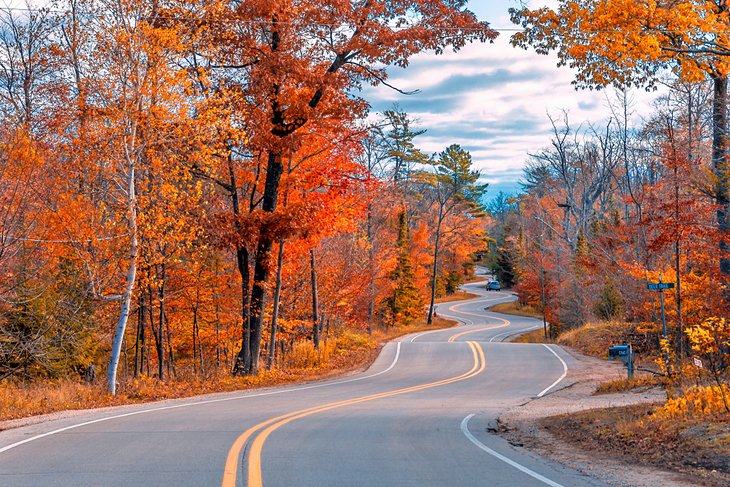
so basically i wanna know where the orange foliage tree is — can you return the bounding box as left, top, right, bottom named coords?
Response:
left=176, top=0, right=497, bottom=374
left=0, top=1, right=495, bottom=392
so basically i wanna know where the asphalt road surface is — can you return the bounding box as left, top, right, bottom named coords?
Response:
left=0, top=280, right=608, bottom=487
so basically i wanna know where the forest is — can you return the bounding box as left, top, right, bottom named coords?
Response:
left=497, top=0, right=730, bottom=415
left=2, top=0, right=729, bottom=424
left=0, top=1, right=494, bottom=399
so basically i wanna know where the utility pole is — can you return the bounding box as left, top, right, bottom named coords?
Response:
left=659, top=276, right=669, bottom=368
left=659, top=276, right=667, bottom=343
left=540, top=268, right=548, bottom=339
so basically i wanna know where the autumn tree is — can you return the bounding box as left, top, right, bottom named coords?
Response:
left=0, top=0, right=498, bottom=390
left=686, top=317, right=730, bottom=412
left=510, top=0, right=730, bottom=282
left=40, top=0, right=205, bottom=394
left=355, top=109, right=430, bottom=331
left=182, top=0, right=497, bottom=374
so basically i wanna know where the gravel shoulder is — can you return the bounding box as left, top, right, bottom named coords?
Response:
left=498, top=346, right=704, bottom=487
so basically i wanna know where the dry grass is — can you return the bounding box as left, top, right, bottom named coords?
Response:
left=434, top=291, right=480, bottom=303
left=0, top=317, right=457, bottom=424
left=540, top=320, right=730, bottom=484
left=594, top=374, right=662, bottom=395
left=0, top=380, right=123, bottom=421
left=488, top=301, right=543, bottom=320
left=542, top=404, right=730, bottom=486
left=557, top=321, right=634, bottom=358
left=511, top=328, right=552, bottom=344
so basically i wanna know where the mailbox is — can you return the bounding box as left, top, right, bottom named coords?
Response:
left=608, top=345, right=630, bottom=360
left=608, top=344, right=635, bottom=380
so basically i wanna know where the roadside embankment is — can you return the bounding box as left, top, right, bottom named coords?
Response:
left=0, top=314, right=458, bottom=428
left=497, top=320, right=730, bottom=487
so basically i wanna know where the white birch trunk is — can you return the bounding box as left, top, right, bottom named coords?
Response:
left=107, top=160, right=138, bottom=395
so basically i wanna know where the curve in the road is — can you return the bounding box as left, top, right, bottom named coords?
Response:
left=222, top=341, right=486, bottom=487
left=447, top=323, right=507, bottom=342
left=0, top=277, right=598, bottom=487
left=537, top=344, right=569, bottom=397
left=0, top=342, right=405, bottom=456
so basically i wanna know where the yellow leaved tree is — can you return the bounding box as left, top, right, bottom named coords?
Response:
left=511, top=0, right=730, bottom=279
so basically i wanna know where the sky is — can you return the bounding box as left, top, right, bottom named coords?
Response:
left=361, top=1, right=661, bottom=198
left=12, top=0, right=660, bottom=198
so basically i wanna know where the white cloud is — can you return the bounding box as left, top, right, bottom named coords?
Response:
left=362, top=1, right=661, bottom=196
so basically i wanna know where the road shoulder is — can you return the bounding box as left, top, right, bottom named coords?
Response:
left=497, top=347, right=705, bottom=487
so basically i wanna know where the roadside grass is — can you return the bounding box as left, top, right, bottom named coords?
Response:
left=511, top=329, right=553, bottom=344
left=594, top=374, right=662, bottom=395
left=541, top=403, right=730, bottom=486
left=557, top=321, right=636, bottom=358
left=488, top=301, right=543, bottom=320
left=535, top=319, right=729, bottom=484
left=0, top=316, right=457, bottom=425
left=434, top=290, right=480, bottom=303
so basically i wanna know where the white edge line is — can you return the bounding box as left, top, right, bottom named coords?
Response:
left=460, top=414, right=564, bottom=487
left=437, top=309, right=474, bottom=327
left=0, top=342, right=402, bottom=455
left=488, top=325, right=543, bottom=343
left=407, top=312, right=474, bottom=343
left=537, top=344, right=568, bottom=398
left=408, top=327, right=448, bottom=343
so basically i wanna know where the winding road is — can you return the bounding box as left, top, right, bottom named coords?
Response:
left=0, top=280, right=608, bottom=487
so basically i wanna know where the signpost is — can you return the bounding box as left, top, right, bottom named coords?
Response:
left=646, top=282, right=674, bottom=290
left=693, top=357, right=703, bottom=369
left=647, top=279, right=675, bottom=363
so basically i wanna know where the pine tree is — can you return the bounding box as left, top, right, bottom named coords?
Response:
left=390, top=211, right=423, bottom=324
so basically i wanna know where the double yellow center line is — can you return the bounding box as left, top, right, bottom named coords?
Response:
left=221, top=341, right=486, bottom=487
left=446, top=318, right=510, bottom=343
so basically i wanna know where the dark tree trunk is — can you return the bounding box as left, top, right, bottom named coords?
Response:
left=674, top=163, right=683, bottom=357
left=215, top=302, right=221, bottom=369
left=232, top=246, right=252, bottom=374
left=268, top=239, right=285, bottom=369
left=134, top=296, right=144, bottom=378
left=165, top=312, right=176, bottom=378
left=148, top=282, right=164, bottom=380
left=311, top=248, right=320, bottom=349
left=247, top=149, right=286, bottom=374
left=228, top=147, right=254, bottom=376
left=192, top=303, right=199, bottom=374
left=158, top=264, right=169, bottom=378
left=712, top=74, right=730, bottom=277
left=427, top=212, right=443, bottom=325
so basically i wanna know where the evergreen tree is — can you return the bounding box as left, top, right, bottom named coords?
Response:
left=595, top=279, right=623, bottom=321
left=390, top=211, right=423, bottom=324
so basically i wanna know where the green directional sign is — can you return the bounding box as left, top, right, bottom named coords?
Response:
left=647, top=282, right=675, bottom=290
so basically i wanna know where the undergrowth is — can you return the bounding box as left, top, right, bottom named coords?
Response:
left=0, top=317, right=456, bottom=423
left=557, top=321, right=636, bottom=358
